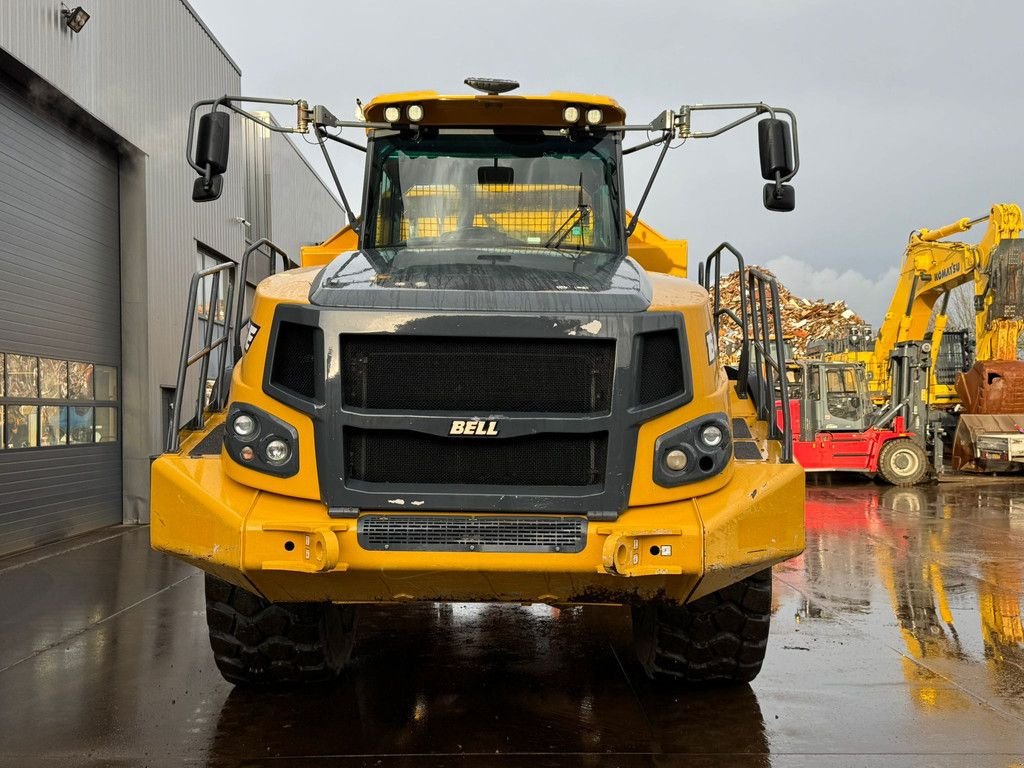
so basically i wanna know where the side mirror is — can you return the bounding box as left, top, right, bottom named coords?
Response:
left=758, top=118, right=795, bottom=212
left=763, top=183, right=795, bottom=212
left=192, top=111, right=230, bottom=202
left=192, top=174, right=224, bottom=203
left=757, top=118, right=793, bottom=180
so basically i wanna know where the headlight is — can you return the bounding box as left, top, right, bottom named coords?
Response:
left=665, top=449, right=688, bottom=471
left=585, top=108, right=603, bottom=125
left=700, top=424, right=724, bottom=448
left=383, top=106, right=401, bottom=122
left=406, top=104, right=424, bottom=122
left=224, top=403, right=299, bottom=477
left=264, top=438, right=292, bottom=465
left=232, top=413, right=257, bottom=438
left=653, top=413, right=731, bottom=487
left=563, top=106, right=580, bottom=123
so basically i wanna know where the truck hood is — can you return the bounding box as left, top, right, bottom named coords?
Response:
left=308, top=247, right=652, bottom=313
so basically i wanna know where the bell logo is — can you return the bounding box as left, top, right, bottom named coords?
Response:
left=449, top=420, right=500, bottom=436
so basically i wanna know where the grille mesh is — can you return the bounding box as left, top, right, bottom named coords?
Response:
left=271, top=322, right=319, bottom=399
left=345, top=428, right=606, bottom=486
left=341, top=335, right=614, bottom=413
left=358, top=515, right=587, bottom=552
left=637, top=329, right=685, bottom=405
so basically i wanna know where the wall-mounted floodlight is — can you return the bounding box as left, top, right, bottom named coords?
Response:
left=61, top=5, right=90, bottom=33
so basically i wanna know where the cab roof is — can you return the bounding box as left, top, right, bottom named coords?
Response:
left=362, top=90, right=626, bottom=128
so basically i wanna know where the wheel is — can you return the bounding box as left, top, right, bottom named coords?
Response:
left=877, top=438, right=928, bottom=486
left=631, top=568, right=772, bottom=685
left=204, top=573, right=358, bottom=686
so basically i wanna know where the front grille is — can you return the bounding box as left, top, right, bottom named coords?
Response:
left=637, top=329, right=685, bottom=404
left=345, top=428, right=607, bottom=487
left=358, top=514, right=587, bottom=553
left=271, top=322, right=320, bottom=399
left=341, top=335, right=615, bottom=413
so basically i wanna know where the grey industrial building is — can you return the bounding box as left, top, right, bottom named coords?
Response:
left=0, top=1, right=344, bottom=556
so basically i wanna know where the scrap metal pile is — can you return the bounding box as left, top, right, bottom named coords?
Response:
left=713, top=269, right=864, bottom=363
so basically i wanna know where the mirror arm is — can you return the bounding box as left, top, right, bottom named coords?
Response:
left=625, top=131, right=672, bottom=238
left=315, top=126, right=359, bottom=230
left=681, top=102, right=800, bottom=184
left=320, top=130, right=367, bottom=153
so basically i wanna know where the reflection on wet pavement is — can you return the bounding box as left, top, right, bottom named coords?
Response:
left=0, top=481, right=1023, bottom=766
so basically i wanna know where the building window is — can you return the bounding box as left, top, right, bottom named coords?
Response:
left=0, top=352, right=118, bottom=450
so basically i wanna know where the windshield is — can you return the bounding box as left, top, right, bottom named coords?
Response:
left=363, top=130, right=622, bottom=255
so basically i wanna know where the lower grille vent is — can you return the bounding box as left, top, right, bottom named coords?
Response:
left=344, top=428, right=607, bottom=487
left=358, top=515, right=587, bottom=553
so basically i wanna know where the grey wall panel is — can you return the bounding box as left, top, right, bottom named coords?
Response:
left=0, top=77, right=122, bottom=556
left=0, top=446, right=121, bottom=556
left=269, top=129, right=346, bottom=258
left=1, top=1, right=341, bottom=529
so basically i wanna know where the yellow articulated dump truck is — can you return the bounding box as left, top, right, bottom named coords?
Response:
left=152, top=78, right=805, bottom=686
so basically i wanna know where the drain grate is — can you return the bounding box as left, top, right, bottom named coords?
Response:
left=357, top=515, right=587, bottom=553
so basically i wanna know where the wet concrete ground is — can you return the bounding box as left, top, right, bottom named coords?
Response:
left=1, top=481, right=1024, bottom=767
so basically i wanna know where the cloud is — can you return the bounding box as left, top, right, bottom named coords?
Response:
left=762, top=255, right=899, bottom=328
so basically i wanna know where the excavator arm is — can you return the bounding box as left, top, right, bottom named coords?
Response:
left=837, top=204, right=1023, bottom=405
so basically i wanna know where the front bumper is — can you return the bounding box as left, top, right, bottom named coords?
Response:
left=151, top=452, right=804, bottom=605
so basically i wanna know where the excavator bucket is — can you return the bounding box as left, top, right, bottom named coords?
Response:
left=955, top=361, right=1024, bottom=414
left=952, top=413, right=1024, bottom=472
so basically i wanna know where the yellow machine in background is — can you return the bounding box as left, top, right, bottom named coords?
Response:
left=824, top=204, right=1024, bottom=406
left=152, top=80, right=805, bottom=688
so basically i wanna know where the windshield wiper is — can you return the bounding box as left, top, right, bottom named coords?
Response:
left=544, top=173, right=591, bottom=249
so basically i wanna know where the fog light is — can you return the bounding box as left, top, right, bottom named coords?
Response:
left=700, top=425, right=724, bottom=448
left=407, top=104, right=424, bottom=122
left=665, top=449, right=688, bottom=471
left=232, top=413, right=257, bottom=438
left=383, top=106, right=401, bottom=122
left=240, top=446, right=254, bottom=461
left=265, top=438, right=291, bottom=465
left=585, top=108, right=603, bottom=125
left=563, top=106, right=580, bottom=123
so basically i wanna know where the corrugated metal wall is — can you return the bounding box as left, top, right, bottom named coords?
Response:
left=244, top=113, right=345, bottom=265
left=0, top=0, right=342, bottom=527
left=0, top=75, right=122, bottom=555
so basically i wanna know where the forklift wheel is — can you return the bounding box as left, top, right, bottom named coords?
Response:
left=877, top=438, right=928, bottom=486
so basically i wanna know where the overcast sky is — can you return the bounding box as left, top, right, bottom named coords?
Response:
left=190, top=0, right=1024, bottom=325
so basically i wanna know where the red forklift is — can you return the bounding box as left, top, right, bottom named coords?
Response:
left=781, top=342, right=934, bottom=485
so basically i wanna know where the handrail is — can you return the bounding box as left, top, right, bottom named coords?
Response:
left=166, top=261, right=237, bottom=452
left=233, top=238, right=292, bottom=360
left=746, top=267, right=794, bottom=462
left=165, top=238, right=292, bottom=453
left=700, top=242, right=750, bottom=397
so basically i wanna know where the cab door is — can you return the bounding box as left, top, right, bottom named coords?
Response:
left=821, top=365, right=867, bottom=431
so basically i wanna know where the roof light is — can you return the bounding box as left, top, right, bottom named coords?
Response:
left=585, top=108, right=603, bottom=125
left=563, top=106, right=580, bottom=123
left=464, top=77, right=520, bottom=95
left=383, top=106, right=401, bottom=123
left=407, top=104, right=424, bottom=122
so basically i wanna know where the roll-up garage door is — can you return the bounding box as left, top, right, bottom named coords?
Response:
left=0, top=75, right=121, bottom=556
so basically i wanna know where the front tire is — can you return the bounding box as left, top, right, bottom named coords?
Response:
left=631, top=569, right=772, bottom=685
left=204, top=573, right=358, bottom=686
left=877, top=438, right=928, bottom=486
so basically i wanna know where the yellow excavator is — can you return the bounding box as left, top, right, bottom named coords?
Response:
left=822, top=203, right=1024, bottom=407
